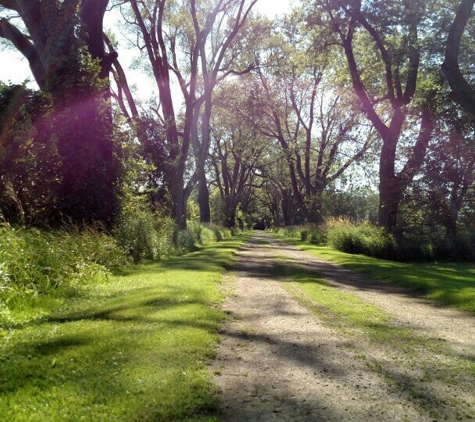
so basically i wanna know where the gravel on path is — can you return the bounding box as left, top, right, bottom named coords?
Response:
left=213, top=232, right=475, bottom=421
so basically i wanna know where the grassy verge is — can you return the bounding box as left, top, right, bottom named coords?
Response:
left=0, top=234, right=251, bottom=421
left=273, top=257, right=430, bottom=349
left=272, top=233, right=475, bottom=314
left=272, top=256, right=475, bottom=420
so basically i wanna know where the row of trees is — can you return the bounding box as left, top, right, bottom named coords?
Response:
left=1, top=0, right=475, bottom=242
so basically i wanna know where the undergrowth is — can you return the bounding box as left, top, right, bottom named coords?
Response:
left=0, top=234, right=251, bottom=421
left=0, top=224, right=126, bottom=311
left=1, top=207, right=241, bottom=318
left=273, top=217, right=475, bottom=262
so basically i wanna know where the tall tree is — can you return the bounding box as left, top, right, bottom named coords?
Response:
left=442, top=0, right=475, bottom=115
left=310, top=0, right=438, bottom=230
left=402, top=105, right=475, bottom=238
left=114, top=0, right=257, bottom=228
left=0, top=0, right=118, bottom=226
left=210, top=78, right=267, bottom=227
left=255, top=13, right=371, bottom=223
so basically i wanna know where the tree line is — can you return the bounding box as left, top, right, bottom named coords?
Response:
left=1, top=0, right=475, bottom=254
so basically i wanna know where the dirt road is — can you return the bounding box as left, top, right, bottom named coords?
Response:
left=213, top=232, right=475, bottom=421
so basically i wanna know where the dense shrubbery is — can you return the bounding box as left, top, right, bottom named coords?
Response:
left=115, top=206, right=238, bottom=263
left=0, top=224, right=127, bottom=308
left=0, top=206, right=239, bottom=314
left=114, top=207, right=177, bottom=263
left=325, top=219, right=397, bottom=260
left=274, top=218, right=475, bottom=262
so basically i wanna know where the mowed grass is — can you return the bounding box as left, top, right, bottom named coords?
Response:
left=0, top=234, right=251, bottom=421
left=273, top=257, right=475, bottom=420
left=272, top=233, right=475, bottom=314
left=271, top=240, right=475, bottom=420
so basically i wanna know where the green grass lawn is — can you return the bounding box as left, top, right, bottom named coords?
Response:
left=0, top=234, right=250, bottom=421
left=272, top=234, right=475, bottom=315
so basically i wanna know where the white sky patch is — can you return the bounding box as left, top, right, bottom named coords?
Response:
left=255, top=0, right=293, bottom=17
left=0, top=0, right=292, bottom=90
left=0, top=48, right=37, bottom=86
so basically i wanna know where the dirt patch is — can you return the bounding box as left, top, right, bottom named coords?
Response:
left=212, top=232, right=475, bottom=421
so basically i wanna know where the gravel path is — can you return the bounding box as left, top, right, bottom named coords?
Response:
left=213, top=232, right=475, bottom=421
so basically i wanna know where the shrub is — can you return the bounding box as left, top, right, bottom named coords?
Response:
left=199, top=225, right=217, bottom=245
left=395, top=227, right=475, bottom=262
left=115, top=207, right=160, bottom=263
left=174, top=229, right=197, bottom=254
left=114, top=205, right=183, bottom=262
left=186, top=221, right=217, bottom=246
left=273, top=226, right=301, bottom=239
left=326, top=218, right=397, bottom=260
left=0, top=224, right=126, bottom=309
left=209, top=225, right=232, bottom=241
left=274, top=225, right=326, bottom=245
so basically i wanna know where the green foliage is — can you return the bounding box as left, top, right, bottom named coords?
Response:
left=326, top=218, right=397, bottom=260
left=115, top=207, right=160, bottom=263
left=114, top=202, right=236, bottom=263
left=0, top=224, right=126, bottom=311
left=277, top=217, right=475, bottom=262
left=273, top=226, right=303, bottom=239
left=273, top=225, right=326, bottom=245
left=0, top=234, right=250, bottom=420
left=229, top=226, right=244, bottom=236
left=114, top=205, right=176, bottom=263
left=275, top=220, right=397, bottom=259
left=394, top=225, right=475, bottom=262
left=172, top=221, right=238, bottom=255
left=187, top=221, right=219, bottom=245
left=208, top=224, right=233, bottom=241
left=174, top=229, right=197, bottom=254
left=0, top=83, right=58, bottom=225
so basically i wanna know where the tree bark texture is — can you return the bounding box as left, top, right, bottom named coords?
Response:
left=442, top=0, right=475, bottom=115
left=0, top=0, right=118, bottom=227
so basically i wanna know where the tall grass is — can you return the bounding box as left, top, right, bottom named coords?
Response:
left=115, top=204, right=239, bottom=263
left=273, top=224, right=326, bottom=245
left=0, top=224, right=127, bottom=309
left=325, top=218, right=397, bottom=260
left=1, top=205, right=240, bottom=317
left=114, top=207, right=177, bottom=262
left=274, top=218, right=475, bottom=262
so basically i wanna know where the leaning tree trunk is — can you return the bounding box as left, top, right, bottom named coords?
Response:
left=442, top=0, right=475, bottom=116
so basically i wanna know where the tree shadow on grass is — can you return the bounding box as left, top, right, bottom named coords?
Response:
left=0, top=235, right=253, bottom=420
left=246, top=233, right=475, bottom=316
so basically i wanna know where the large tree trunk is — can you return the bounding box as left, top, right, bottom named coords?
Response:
left=197, top=171, right=211, bottom=223
left=442, top=0, right=475, bottom=115
left=0, top=0, right=118, bottom=227
left=53, top=93, right=117, bottom=227
left=378, top=176, right=403, bottom=230
left=224, top=205, right=237, bottom=228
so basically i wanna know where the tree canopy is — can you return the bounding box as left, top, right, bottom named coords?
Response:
left=1, top=0, right=475, bottom=252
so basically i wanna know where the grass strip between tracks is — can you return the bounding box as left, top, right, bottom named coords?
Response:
left=272, top=233, right=475, bottom=314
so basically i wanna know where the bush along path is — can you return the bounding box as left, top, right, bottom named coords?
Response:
left=0, top=234, right=251, bottom=421
left=213, top=232, right=475, bottom=421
